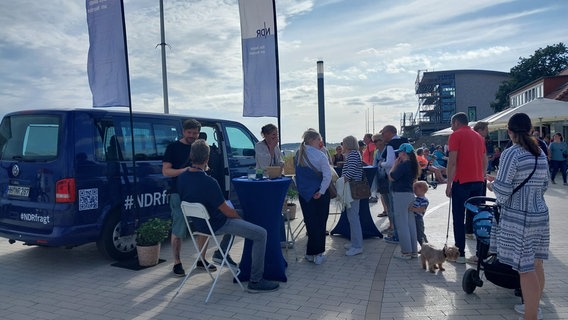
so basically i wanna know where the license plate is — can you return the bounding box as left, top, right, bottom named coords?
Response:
left=7, top=185, right=30, bottom=197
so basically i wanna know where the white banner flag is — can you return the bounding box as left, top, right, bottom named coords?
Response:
left=238, top=0, right=279, bottom=117
left=86, top=0, right=130, bottom=107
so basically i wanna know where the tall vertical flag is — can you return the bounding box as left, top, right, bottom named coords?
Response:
left=86, top=0, right=131, bottom=107
left=238, top=0, right=280, bottom=117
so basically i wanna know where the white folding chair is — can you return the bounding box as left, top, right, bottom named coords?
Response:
left=174, top=201, right=245, bottom=303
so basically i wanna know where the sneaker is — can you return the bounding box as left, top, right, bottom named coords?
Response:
left=304, top=255, right=314, bottom=262
left=369, top=196, right=378, bottom=203
left=455, top=256, right=466, bottom=264
left=411, top=252, right=418, bottom=258
left=313, top=254, right=327, bottom=265
left=247, top=279, right=280, bottom=293
left=383, top=236, right=399, bottom=244
left=196, top=259, right=217, bottom=272
left=514, top=304, right=543, bottom=319
left=394, top=253, right=412, bottom=260
left=466, top=256, right=479, bottom=264
left=345, top=247, right=363, bottom=256
left=344, top=243, right=352, bottom=249
left=465, top=233, right=476, bottom=240
left=173, top=263, right=185, bottom=277
left=551, top=180, right=556, bottom=184
left=212, top=251, right=238, bottom=268
left=377, top=211, right=388, bottom=217
left=564, top=182, right=568, bottom=186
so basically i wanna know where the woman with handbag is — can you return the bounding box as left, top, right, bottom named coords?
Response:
left=487, top=113, right=549, bottom=320
left=294, top=129, right=332, bottom=265
left=341, top=135, right=365, bottom=256
left=388, top=143, right=420, bottom=260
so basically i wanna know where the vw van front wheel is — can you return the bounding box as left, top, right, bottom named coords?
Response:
left=97, top=213, right=137, bottom=260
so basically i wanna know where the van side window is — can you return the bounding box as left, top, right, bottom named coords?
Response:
left=154, top=124, right=179, bottom=157
left=225, top=125, right=255, bottom=157
left=109, top=119, right=179, bottom=161
left=106, top=134, right=122, bottom=161
left=94, top=122, right=118, bottom=162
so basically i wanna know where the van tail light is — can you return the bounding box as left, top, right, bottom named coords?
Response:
left=56, top=178, right=76, bottom=203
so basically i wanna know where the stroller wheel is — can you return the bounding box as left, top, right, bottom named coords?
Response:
left=462, top=268, right=479, bottom=294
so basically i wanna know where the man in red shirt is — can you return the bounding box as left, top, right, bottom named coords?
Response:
left=445, top=112, right=487, bottom=263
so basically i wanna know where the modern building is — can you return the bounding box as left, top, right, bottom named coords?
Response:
left=401, top=69, right=509, bottom=138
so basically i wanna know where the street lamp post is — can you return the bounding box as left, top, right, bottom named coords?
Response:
left=158, top=0, right=169, bottom=114
left=317, top=61, right=326, bottom=144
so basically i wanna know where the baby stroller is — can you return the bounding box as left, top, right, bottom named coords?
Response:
left=461, top=196, right=522, bottom=297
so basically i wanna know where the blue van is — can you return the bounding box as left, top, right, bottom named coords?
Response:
left=0, top=109, right=258, bottom=260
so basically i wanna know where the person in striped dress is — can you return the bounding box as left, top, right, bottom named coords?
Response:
left=487, top=113, right=549, bottom=320
left=342, top=135, right=364, bottom=256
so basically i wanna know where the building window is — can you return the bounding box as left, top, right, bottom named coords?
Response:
left=468, top=106, right=477, bottom=121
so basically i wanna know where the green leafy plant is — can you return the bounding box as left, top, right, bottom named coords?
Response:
left=286, top=187, right=298, bottom=205
left=135, top=218, right=171, bottom=246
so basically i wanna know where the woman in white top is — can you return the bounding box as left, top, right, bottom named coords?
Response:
left=255, top=124, right=283, bottom=169
left=295, top=129, right=332, bottom=264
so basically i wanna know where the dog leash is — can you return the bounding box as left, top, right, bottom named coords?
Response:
left=443, top=197, right=452, bottom=252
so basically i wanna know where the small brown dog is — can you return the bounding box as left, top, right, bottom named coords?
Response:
left=420, top=243, right=460, bottom=273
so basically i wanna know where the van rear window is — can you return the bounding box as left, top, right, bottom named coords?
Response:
left=0, top=115, right=60, bottom=161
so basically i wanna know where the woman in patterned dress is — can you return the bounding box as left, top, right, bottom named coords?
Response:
left=487, top=113, right=549, bottom=320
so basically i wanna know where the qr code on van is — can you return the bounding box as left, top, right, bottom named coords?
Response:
left=79, top=188, right=99, bottom=211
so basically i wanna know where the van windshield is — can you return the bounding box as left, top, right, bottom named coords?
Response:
left=0, top=115, right=60, bottom=161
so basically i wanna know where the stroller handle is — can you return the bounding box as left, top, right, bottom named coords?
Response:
left=465, top=196, right=497, bottom=206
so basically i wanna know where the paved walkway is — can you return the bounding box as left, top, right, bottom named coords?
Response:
left=1, top=184, right=567, bottom=319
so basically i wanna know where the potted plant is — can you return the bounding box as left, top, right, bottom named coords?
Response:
left=135, top=218, right=171, bottom=267
left=283, top=187, right=298, bottom=220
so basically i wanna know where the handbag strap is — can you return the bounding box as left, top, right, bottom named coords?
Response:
left=501, top=155, right=537, bottom=208
left=511, top=155, right=538, bottom=196
left=302, top=151, right=322, bottom=176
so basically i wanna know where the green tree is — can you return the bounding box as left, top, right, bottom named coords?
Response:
left=491, top=43, right=568, bottom=112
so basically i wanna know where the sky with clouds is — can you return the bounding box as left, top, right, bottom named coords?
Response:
left=0, top=0, right=566, bottom=143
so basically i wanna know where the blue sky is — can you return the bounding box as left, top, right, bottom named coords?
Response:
left=0, top=0, right=566, bottom=143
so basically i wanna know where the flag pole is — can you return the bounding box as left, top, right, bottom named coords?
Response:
left=158, top=0, right=169, bottom=114
left=118, top=0, right=139, bottom=226
left=272, top=0, right=282, bottom=147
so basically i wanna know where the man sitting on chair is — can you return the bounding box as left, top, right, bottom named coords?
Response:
left=177, top=139, right=279, bottom=293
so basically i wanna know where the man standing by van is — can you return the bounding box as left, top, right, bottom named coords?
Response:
left=163, top=119, right=233, bottom=276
